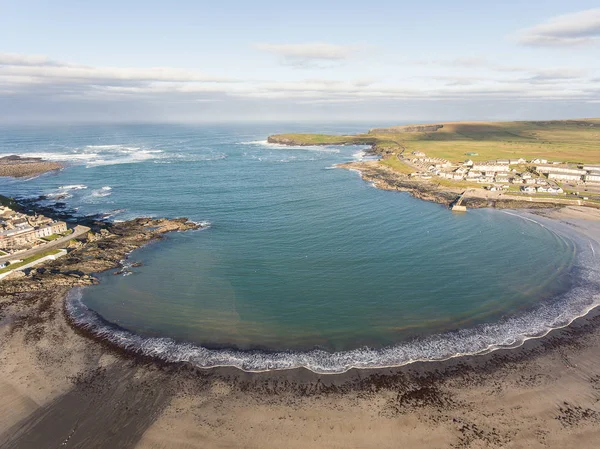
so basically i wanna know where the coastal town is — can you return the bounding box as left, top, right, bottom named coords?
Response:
left=0, top=204, right=81, bottom=279
left=405, top=152, right=600, bottom=195
left=0, top=205, right=69, bottom=252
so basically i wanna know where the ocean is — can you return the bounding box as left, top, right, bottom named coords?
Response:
left=1, top=123, right=598, bottom=373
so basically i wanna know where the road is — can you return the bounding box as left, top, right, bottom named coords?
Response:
left=0, top=225, right=90, bottom=264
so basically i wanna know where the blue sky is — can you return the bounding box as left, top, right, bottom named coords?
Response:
left=1, top=0, right=599, bottom=123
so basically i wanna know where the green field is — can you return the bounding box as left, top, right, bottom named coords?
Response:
left=268, top=119, right=600, bottom=165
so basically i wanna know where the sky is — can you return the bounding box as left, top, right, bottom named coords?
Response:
left=1, top=0, right=599, bottom=123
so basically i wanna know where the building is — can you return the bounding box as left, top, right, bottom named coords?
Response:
left=521, top=186, right=536, bottom=193
left=582, top=165, right=600, bottom=172
left=536, top=165, right=586, bottom=175
left=547, top=173, right=582, bottom=182
left=509, top=158, right=526, bottom=165
left=471, top=164, right=508, bottom=172
left=585, top=173, right=600, bottom=183
left=0, top=221, right=68, bottom=250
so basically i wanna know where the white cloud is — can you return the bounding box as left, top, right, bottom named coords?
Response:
left=0, top=51, right=598, bottom=117
left=0, top=52, right=66, bottom=67
left=516, top=8, right=600, bottom=46
left=254, top=42, right=363, bottom=67
left=0, top=52, right=237, bottom=87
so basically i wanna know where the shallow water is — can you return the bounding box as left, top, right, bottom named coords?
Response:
left=2, top=123, right=598, bottom=373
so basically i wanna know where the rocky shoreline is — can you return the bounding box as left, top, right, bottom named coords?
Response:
left=0, top=155, right=63, bottom=178
left=339, top=160, right=599, bottom=210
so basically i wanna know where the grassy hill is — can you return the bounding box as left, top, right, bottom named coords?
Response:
left=268, top=119, right=600, bottom=164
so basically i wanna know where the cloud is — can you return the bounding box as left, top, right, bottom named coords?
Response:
left=0, top=52, right=66, bottom=67
left=516, top=8, right=600, bottom=46
left=0, top=51, right=598, bottom=123
left=0, top=61, right=235, bottom=85
left=254, top=42, right=363, bottom=67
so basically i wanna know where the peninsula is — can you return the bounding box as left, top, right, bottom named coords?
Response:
left=269, top=119, right=600, bottom=210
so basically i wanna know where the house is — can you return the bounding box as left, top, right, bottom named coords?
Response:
left=585, top=173, right=600, bottom=183
left=496, top=159, right=510, bottom=165
left=467, top=170, right=482, bottom=178
left=537, top=186, right=548, bottom=193
left=454, top=167, right=468, bottom=175
left=0, top=221, right=68, bottom=250
left=536, top=165, right=586, bottom=175
left=521, top=172, right=532, bottom=179
left=521, top=186, right=536, bottom=193
left=524, top=178, right=537, bottom=184
left=463, top=159, right=474, bottom=166
left=548, top=173, right=582, bottom=182
left=547, top=187, right=564, bottom=194
left=583, top=165, right=600, bottom=172
left=509, top=158, right=526, bottom=164
left=511, top=177, right=523, bottom=184
left=471, top=164, right=508, bottom=172
left=495, top=176, right=510, bottom=183
left=412, top=151, right=426, bottom=157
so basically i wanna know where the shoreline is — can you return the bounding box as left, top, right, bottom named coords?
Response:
left=1, top=209, right=600, bottom=446
left=2, top=207, right=600, bottom=447
left=60, top=206, right=600, bottom=375
left=338, top=160, right=600, bottom=210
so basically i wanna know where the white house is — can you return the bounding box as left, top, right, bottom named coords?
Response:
left=548, top=173, right=582, bottom=182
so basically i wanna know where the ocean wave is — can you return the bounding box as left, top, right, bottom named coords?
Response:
left=90, top=186, right=113, bottom=198
left=65, top=219, right=600, bottom=374
left=19, top=145, right=166, bottom=167
left=59, top=184, right=88, bottom=190
left=240, top=140, right=341, bottom=153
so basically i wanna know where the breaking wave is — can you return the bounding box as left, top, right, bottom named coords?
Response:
left=240, top=140, right=341, bottom=153
left=22, top=144, right=166, bottom=167
left=65, top=216, right=600, bottom=375
left=91, top=186, right=113, bottom=197
left=59, top=184, right=88, bottom=190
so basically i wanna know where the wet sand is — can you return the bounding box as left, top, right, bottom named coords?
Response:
left=1, top=207, right=599, bottom=448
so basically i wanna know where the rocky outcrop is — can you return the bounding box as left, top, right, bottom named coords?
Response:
left=0, top=155, right=63, bottom=178
left=338, top=162, right=563, bottom=210
left=0, top=217, right=204, bottom=294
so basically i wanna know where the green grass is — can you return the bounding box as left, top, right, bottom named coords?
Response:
left=40, top=234, right=62, bottom=241
left=379, top=157, right=414, bottom=174
left=0, top=249, right=62, bottom=274
left=270, top=119, right=600, bottom=166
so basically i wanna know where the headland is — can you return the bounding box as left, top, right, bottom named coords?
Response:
left=269, top=119, right=600, bottom=211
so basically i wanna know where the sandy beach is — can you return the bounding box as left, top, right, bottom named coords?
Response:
left=0, top=206, right=599, bottom=448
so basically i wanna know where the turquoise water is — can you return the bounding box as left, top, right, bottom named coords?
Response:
left=1, top=124, right=598, bottom=373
